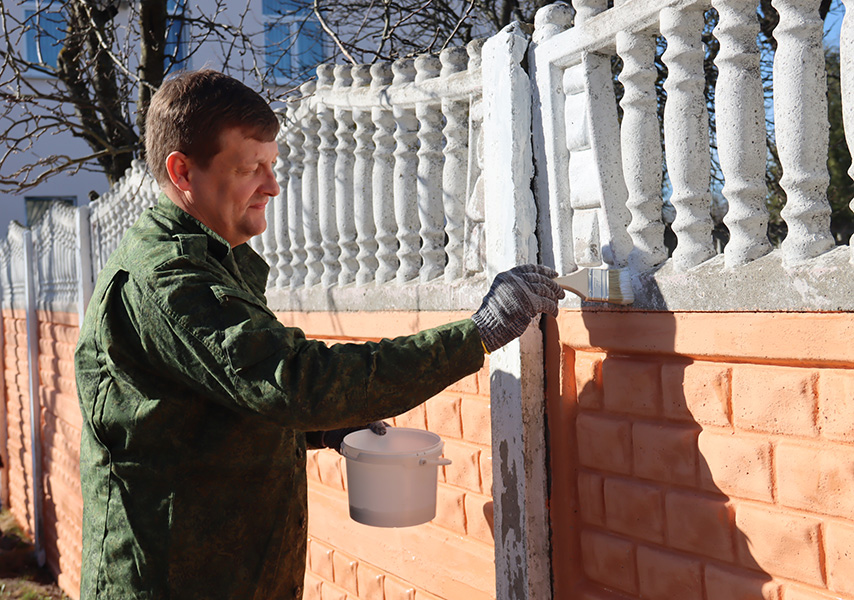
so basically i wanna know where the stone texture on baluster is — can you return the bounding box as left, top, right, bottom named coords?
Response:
left=467, top=39, right=486, bottom=73
left=464, top=98, right=485, bottom=276
left=533, top=2, right=575, bottom=44
left=262, top=196, right=278, bottom=288
left=300, top=81, right=323, bottom=287
left=773, top=0, right=833, bottom=264
left=392, top=58, right=421, bottom=283
left=334, top=65, right=358, bottom=286
left=317, top=65, right=341, bottom=287
left=713, top=0, right=771, bottom=268
left=843, top=0, right=854, bottom=258
left=286, top=100, right=307, bottom=288
left=352, top=64, right=379, bottom=285
left=441, top=47, right=469, bottom=282
left=370, top=62, right=399, bottom=284
left=415, top=54, right=445, bottom=283
left=573, top=0, right=606, bottom=24
left=661, top=5, right=716, bottom=270
left=618, top=30, right=666, bottom=271
left=274, top=118, right=293, bottom=290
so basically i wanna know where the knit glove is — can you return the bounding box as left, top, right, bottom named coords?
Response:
left=322, top=421, right=388, bottom=454
left=471, top=264, right=565, bottom=353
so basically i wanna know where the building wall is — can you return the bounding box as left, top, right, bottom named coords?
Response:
left=549, top=309, right=854, bottom=600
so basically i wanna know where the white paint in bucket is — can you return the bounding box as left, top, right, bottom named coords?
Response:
left=340, top=427, right=452, bottom=527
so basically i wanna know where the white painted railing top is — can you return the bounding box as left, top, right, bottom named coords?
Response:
left=530, top=0, right=854, bottom=310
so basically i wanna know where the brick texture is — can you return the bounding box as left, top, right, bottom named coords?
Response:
left=733, top=503, right=823, bottom=585
left=825, top=519, right=854, bottom=597
left=731, top=365, right=819, bottom=437
left=636, top=545, right=703, bottom=600
left=664, top=491, right=734, bottom=562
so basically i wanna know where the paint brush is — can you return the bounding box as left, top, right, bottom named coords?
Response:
left=553, top=268, right=634, bottom=305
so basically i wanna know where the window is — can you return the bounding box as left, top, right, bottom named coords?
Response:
left=165, top=0, right=189, bottom=72
left=24, top=1, right=65, bottom=68
left=263, top=0, right=325, bottom=83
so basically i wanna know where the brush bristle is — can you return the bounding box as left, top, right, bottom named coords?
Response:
left=606, top=268, right=634, bottom=305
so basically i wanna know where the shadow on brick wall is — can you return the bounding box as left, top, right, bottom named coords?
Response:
left=543, top=311, right=776, bottom=599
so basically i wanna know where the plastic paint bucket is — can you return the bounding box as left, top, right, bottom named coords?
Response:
left=340, top=427, right=452, bottom=527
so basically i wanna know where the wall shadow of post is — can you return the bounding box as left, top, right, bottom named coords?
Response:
left=543, top=298, right=775, bottom=599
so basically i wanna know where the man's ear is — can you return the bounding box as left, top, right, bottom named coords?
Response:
left=165, top=151, right=192, bottom=192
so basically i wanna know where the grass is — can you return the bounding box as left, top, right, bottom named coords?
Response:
left=0, top=511, right=69, bottom=600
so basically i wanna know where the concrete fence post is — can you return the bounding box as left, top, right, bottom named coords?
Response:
left=482, top=22, right=553, bottom=600
left=22, top=229, right=45, bottom=566
left=76, top=205, right=94, bottom=326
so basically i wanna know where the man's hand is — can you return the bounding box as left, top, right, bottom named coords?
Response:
left=322, top=421, right=388, bottom=454
left=472, top=264, right=565, bottom=353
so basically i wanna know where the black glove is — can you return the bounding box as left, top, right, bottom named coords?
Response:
left=471, top=264, right=564, bottom=353
left=321, top=421, right=388, bottom=454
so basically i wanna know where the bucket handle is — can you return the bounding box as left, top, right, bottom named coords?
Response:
left=419, top=457, right=452, bottom=466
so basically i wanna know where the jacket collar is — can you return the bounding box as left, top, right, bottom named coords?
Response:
left=154, top=194, right=270, bottom=299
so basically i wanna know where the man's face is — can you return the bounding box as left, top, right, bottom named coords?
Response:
left=182, top=127, right=280, bottom=247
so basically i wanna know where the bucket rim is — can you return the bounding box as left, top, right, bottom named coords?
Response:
left=340, top=427, right=444, bottom=462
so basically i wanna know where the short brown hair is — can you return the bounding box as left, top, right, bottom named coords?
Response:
left=144, top=69, right=280, bottom=187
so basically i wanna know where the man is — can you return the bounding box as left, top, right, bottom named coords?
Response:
left=75, top=69, right=564, bottom=599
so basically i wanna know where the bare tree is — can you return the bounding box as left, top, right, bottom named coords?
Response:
left=0, top=0, right=283, bottom=193
left=0, top=0, right=548, bottom=195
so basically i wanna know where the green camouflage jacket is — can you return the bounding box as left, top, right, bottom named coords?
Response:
left=75, top=196, right=485, bottom=599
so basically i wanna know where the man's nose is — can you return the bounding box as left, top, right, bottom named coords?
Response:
left=261, top=165, right=280, bottom=197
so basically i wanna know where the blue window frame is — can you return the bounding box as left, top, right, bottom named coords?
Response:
left=263, top=0, right=325, bottom=82
left=24, top=2, right=64, bottom=68
left=165, top=0, right=189, bottom=72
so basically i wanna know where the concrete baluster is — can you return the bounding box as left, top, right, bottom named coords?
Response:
left=285, top=100, right=307, bottom=288
left=573, top=0, right=606, bottom=24
left=661, top=5, right=716, bottom=269
left=261, top=188, right=278, bottom=288
left=370, top=63, right=399, bottom=284
left=773, top=0, right=834, bottom=263
left=392, top=58, right=420, bottom=283
left=415, top=55, right=445, bottom=282
left=274, top=118, right=293, bottom=289
left=316, top=65, right=341, bottom=287
left=617, top=29, right=666, bottom=270
left=464, top=39, right=486, bottom=276
left=352, top=65, right=379, bottom=286
left=333, top=66, right=358, bottom=286
left=440, top=46, right=469, bottom=282
left=713, top=0, right=771, bottom=268
left=299, top=81, right=323, bottom=287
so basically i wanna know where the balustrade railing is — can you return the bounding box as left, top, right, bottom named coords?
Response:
left=250, top=40, right=486, bottom=302
left=531, top=0, right=854, bottom=309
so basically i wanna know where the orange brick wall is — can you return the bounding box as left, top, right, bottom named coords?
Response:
left=7, top=306, right=851, bottom=600
left=550, top=310, right=854, bottom=600
left=1, top=309, right=82, bottom=599
left=277, top=311, right=496, bottom=600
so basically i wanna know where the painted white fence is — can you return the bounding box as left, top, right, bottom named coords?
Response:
left=531, top=0, right=854, bottom=310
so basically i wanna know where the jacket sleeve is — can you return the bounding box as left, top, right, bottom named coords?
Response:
left=111, top=255, right=485, bottom=431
